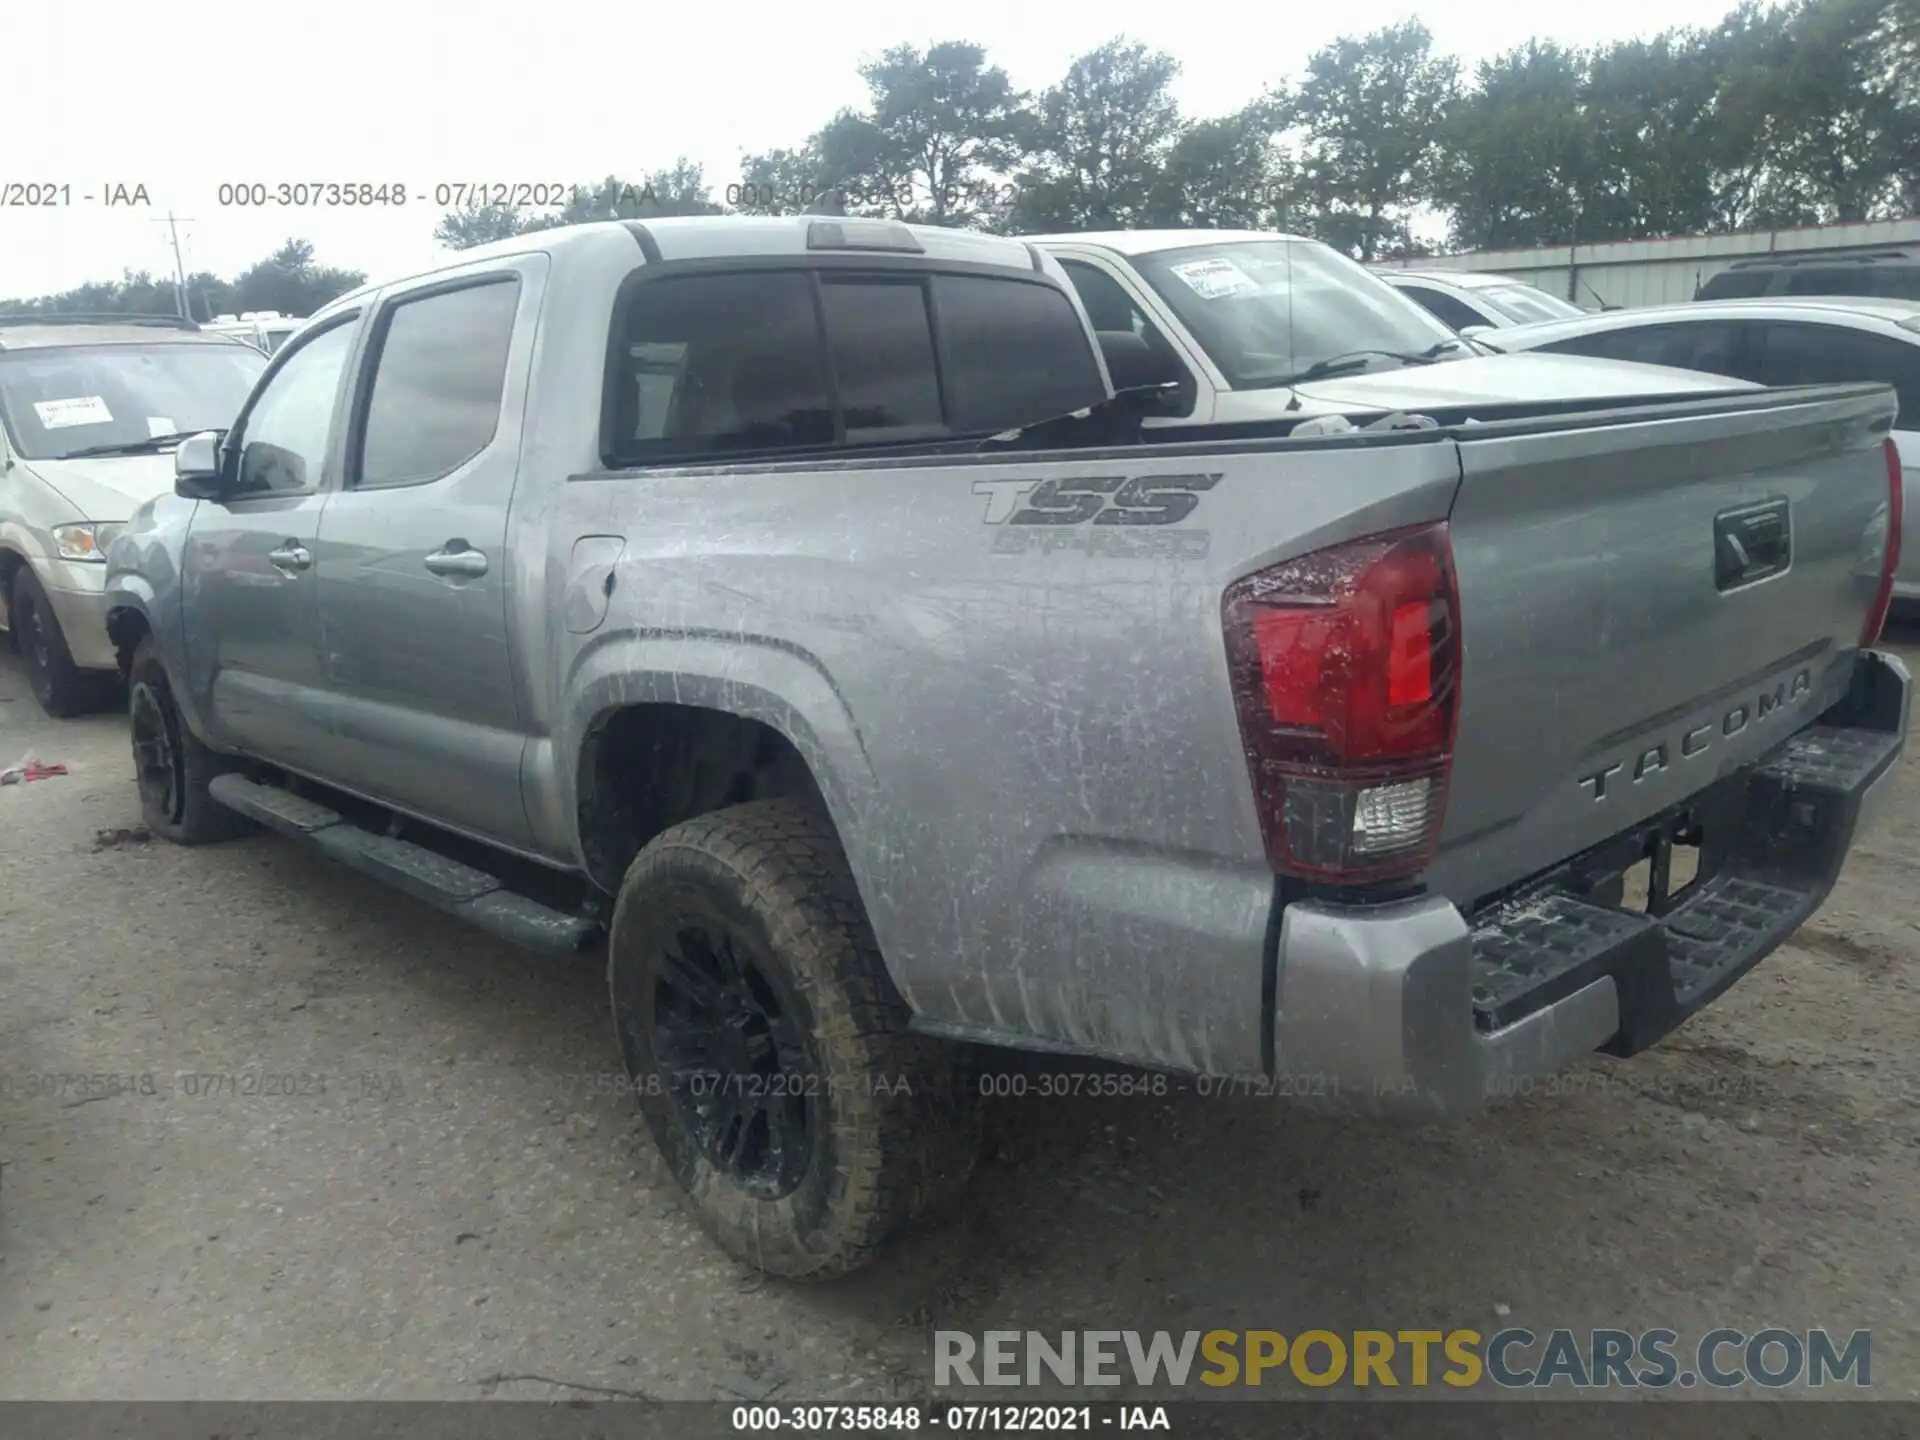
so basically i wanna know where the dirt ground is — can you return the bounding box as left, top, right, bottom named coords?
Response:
left=1, top=626, right=1916, bottom=1410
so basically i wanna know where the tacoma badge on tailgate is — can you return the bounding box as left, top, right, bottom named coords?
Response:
left=1578, top=667, right=1815, bottom=801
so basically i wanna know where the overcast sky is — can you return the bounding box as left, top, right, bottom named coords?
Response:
left=6, top=0, right=1750, bottom=302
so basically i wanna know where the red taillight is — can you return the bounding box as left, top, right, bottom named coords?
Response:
left=1862, top=437, right=1904, bottom=648
left=1223, top=522, right=1462, bottom=884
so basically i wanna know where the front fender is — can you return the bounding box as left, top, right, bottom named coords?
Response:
left=103, top=497, right=211, bottom=741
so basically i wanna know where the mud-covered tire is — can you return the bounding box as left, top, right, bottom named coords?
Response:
left=12, top=567, right=114, bottom=718
left=609, top=797, right=979, bottom=1279
left=128, top=638, right=252, bottom=845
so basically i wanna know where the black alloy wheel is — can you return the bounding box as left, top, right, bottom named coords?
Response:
left=647, top=918, right=817, bottom=1200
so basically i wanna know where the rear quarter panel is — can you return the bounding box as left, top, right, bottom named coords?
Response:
left=555, top=436, right=1462, bottom=1074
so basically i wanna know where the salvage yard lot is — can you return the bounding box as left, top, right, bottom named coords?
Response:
left=1, top=629, right=1917, bottom=1404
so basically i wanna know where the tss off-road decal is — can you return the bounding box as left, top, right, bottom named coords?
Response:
left=975, top=473, right=1220, bottom=557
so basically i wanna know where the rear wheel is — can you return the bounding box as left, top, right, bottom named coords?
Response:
left=12, top=567, right=113, bottom=718
left=609, top=798, right=979, bottom=1279
left=128, top=638, right=252, bottom=844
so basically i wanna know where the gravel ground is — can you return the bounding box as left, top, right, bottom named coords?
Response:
left=1, top=629, right=1916, bottom=1410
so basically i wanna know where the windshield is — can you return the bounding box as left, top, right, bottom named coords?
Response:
left=1131, top=239, right=1462, bottom=389
left=1476, top=283, right=1584, bottom=325
left=0, top=342, right=267, bottom=460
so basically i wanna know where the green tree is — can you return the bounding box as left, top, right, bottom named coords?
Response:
left=731, top=145, right=834, bottom=213
left=433, top=202, right=530, bottom=250
left=1775, top=0, right=1910, bottom=220
left=1146, top=104, right=1294, bottom=229
left=3, top=245, right=354, bottom=320
left=1439, top=41, right=1590, bottom=250
left=1006, top=38, right=1185, bottom=232
left=1289, top=20, right=1461, bottom=260
left=184, top=271, right=238, bottom=322
left=230, top=239, right=366, bottom=316
left=1578, top=31, right=1721, bottom=241
left=821, top=40, right=1034, bottom=225
left=546, top=162, right=723, bottom=224
left=1703, top=0, right=1908, bottom=229
left=1869, top=0, right=1920, bottom=208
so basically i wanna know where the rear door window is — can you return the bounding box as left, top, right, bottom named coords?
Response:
left=932, top=274, right=1106, bottom=433
left=1785, top=267, right=1875, bottom=297
left=1751, top=322, right=1920, bottom=424
left=1867, top=268, right=1920, bottom=301
left=1696, top=269, right=1774, bottom=300
left=604, top=267, right=1105, bottom=463
left=1539, top=321, right=1753, bottom=379
left=608, top=271, right=834, bottom=462
left=1397, top=285, right=1487, bottom=332
left=818, top=277, right=944, bottom=440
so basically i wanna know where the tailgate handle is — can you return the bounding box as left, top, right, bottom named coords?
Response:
left=1714, top=499, right=1792, bottom=592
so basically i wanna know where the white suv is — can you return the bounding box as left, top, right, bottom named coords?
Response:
left=0, top=314, right=266, bottom=715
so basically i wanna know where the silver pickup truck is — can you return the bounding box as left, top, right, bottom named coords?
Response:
left=104, top=216, right=1909, bottom=1279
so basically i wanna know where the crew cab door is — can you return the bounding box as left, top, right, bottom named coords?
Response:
left=306, top=256, right=543, bottom=847
left=183, top=311, right=363, bottom=760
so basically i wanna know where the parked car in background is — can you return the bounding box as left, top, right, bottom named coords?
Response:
left=1376, top=268, right=1587, bottom=331
left=1695, top=249, right=1920, bottom=302
left=1024, top=231, right=1756, bottom=429
left=203, top=312, right=303, bottom=355
left=107, top=217, right=1906, bottom=1280
left=1481, top=296, right=1920, bottom=607
left=0, top=313, right=267, bottom=715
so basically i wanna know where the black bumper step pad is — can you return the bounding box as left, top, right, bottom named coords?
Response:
left=1469, top=892, right=1654, bottom=1032
left=1464, top=715, right=1900, bottom=1053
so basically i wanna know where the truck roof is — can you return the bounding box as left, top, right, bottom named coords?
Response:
left=0, top=313, right=252, bottom=352
left=324, top=217, right=1058, bottom=317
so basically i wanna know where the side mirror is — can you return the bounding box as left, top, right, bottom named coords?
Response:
left=174, top=431, right=228, bottom=500
left=0, top=427, right=13, bottom=473
left=1097, top=330, right=1193, bottom=415
left=1459, top=324, right=1496, bottom=341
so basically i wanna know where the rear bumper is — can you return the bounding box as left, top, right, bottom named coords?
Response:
left=1272, top=648, right=1909, bottom=1118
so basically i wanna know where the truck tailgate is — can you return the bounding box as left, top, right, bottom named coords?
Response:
left=1432, top=383, right=1899, bottom=908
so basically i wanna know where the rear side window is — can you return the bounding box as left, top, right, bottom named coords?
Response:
left=1867, top=268, right=1920, bottom=300
left=1696, top=269, right=1773, bottom=300
left=604, top=268, right=1105, bottom=463
left=609, top=271, right=834, bottom=460
left=357, top=278, right=520, bottom=488
left=818, top=278, right=944, bottom=439
left=1397, top=285, right=1486, bottom=332
left=1785, top=267, right=1876, bottom=297
left=1752, top=323, right=1920, bottom=424
left=933, top=274, right=1105, bottom=433
left=1540, top=321, right=1751, bottom=379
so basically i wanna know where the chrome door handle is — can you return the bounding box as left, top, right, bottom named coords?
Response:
left=267, top=542, right=312, bottom=572
left=423, top=544, right=488, bottom=578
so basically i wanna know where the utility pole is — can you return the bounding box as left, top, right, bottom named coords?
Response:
left=152, top=212, right=196, bottom=319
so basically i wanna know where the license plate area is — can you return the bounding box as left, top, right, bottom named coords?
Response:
left=1564, top=807, right=1714, bottom=918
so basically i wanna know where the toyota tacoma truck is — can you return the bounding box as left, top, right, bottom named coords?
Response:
left=103, top=216, right=1909, bottom=1279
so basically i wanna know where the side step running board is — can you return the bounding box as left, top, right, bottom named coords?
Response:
left=208, top=774, right=602, bottom=955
